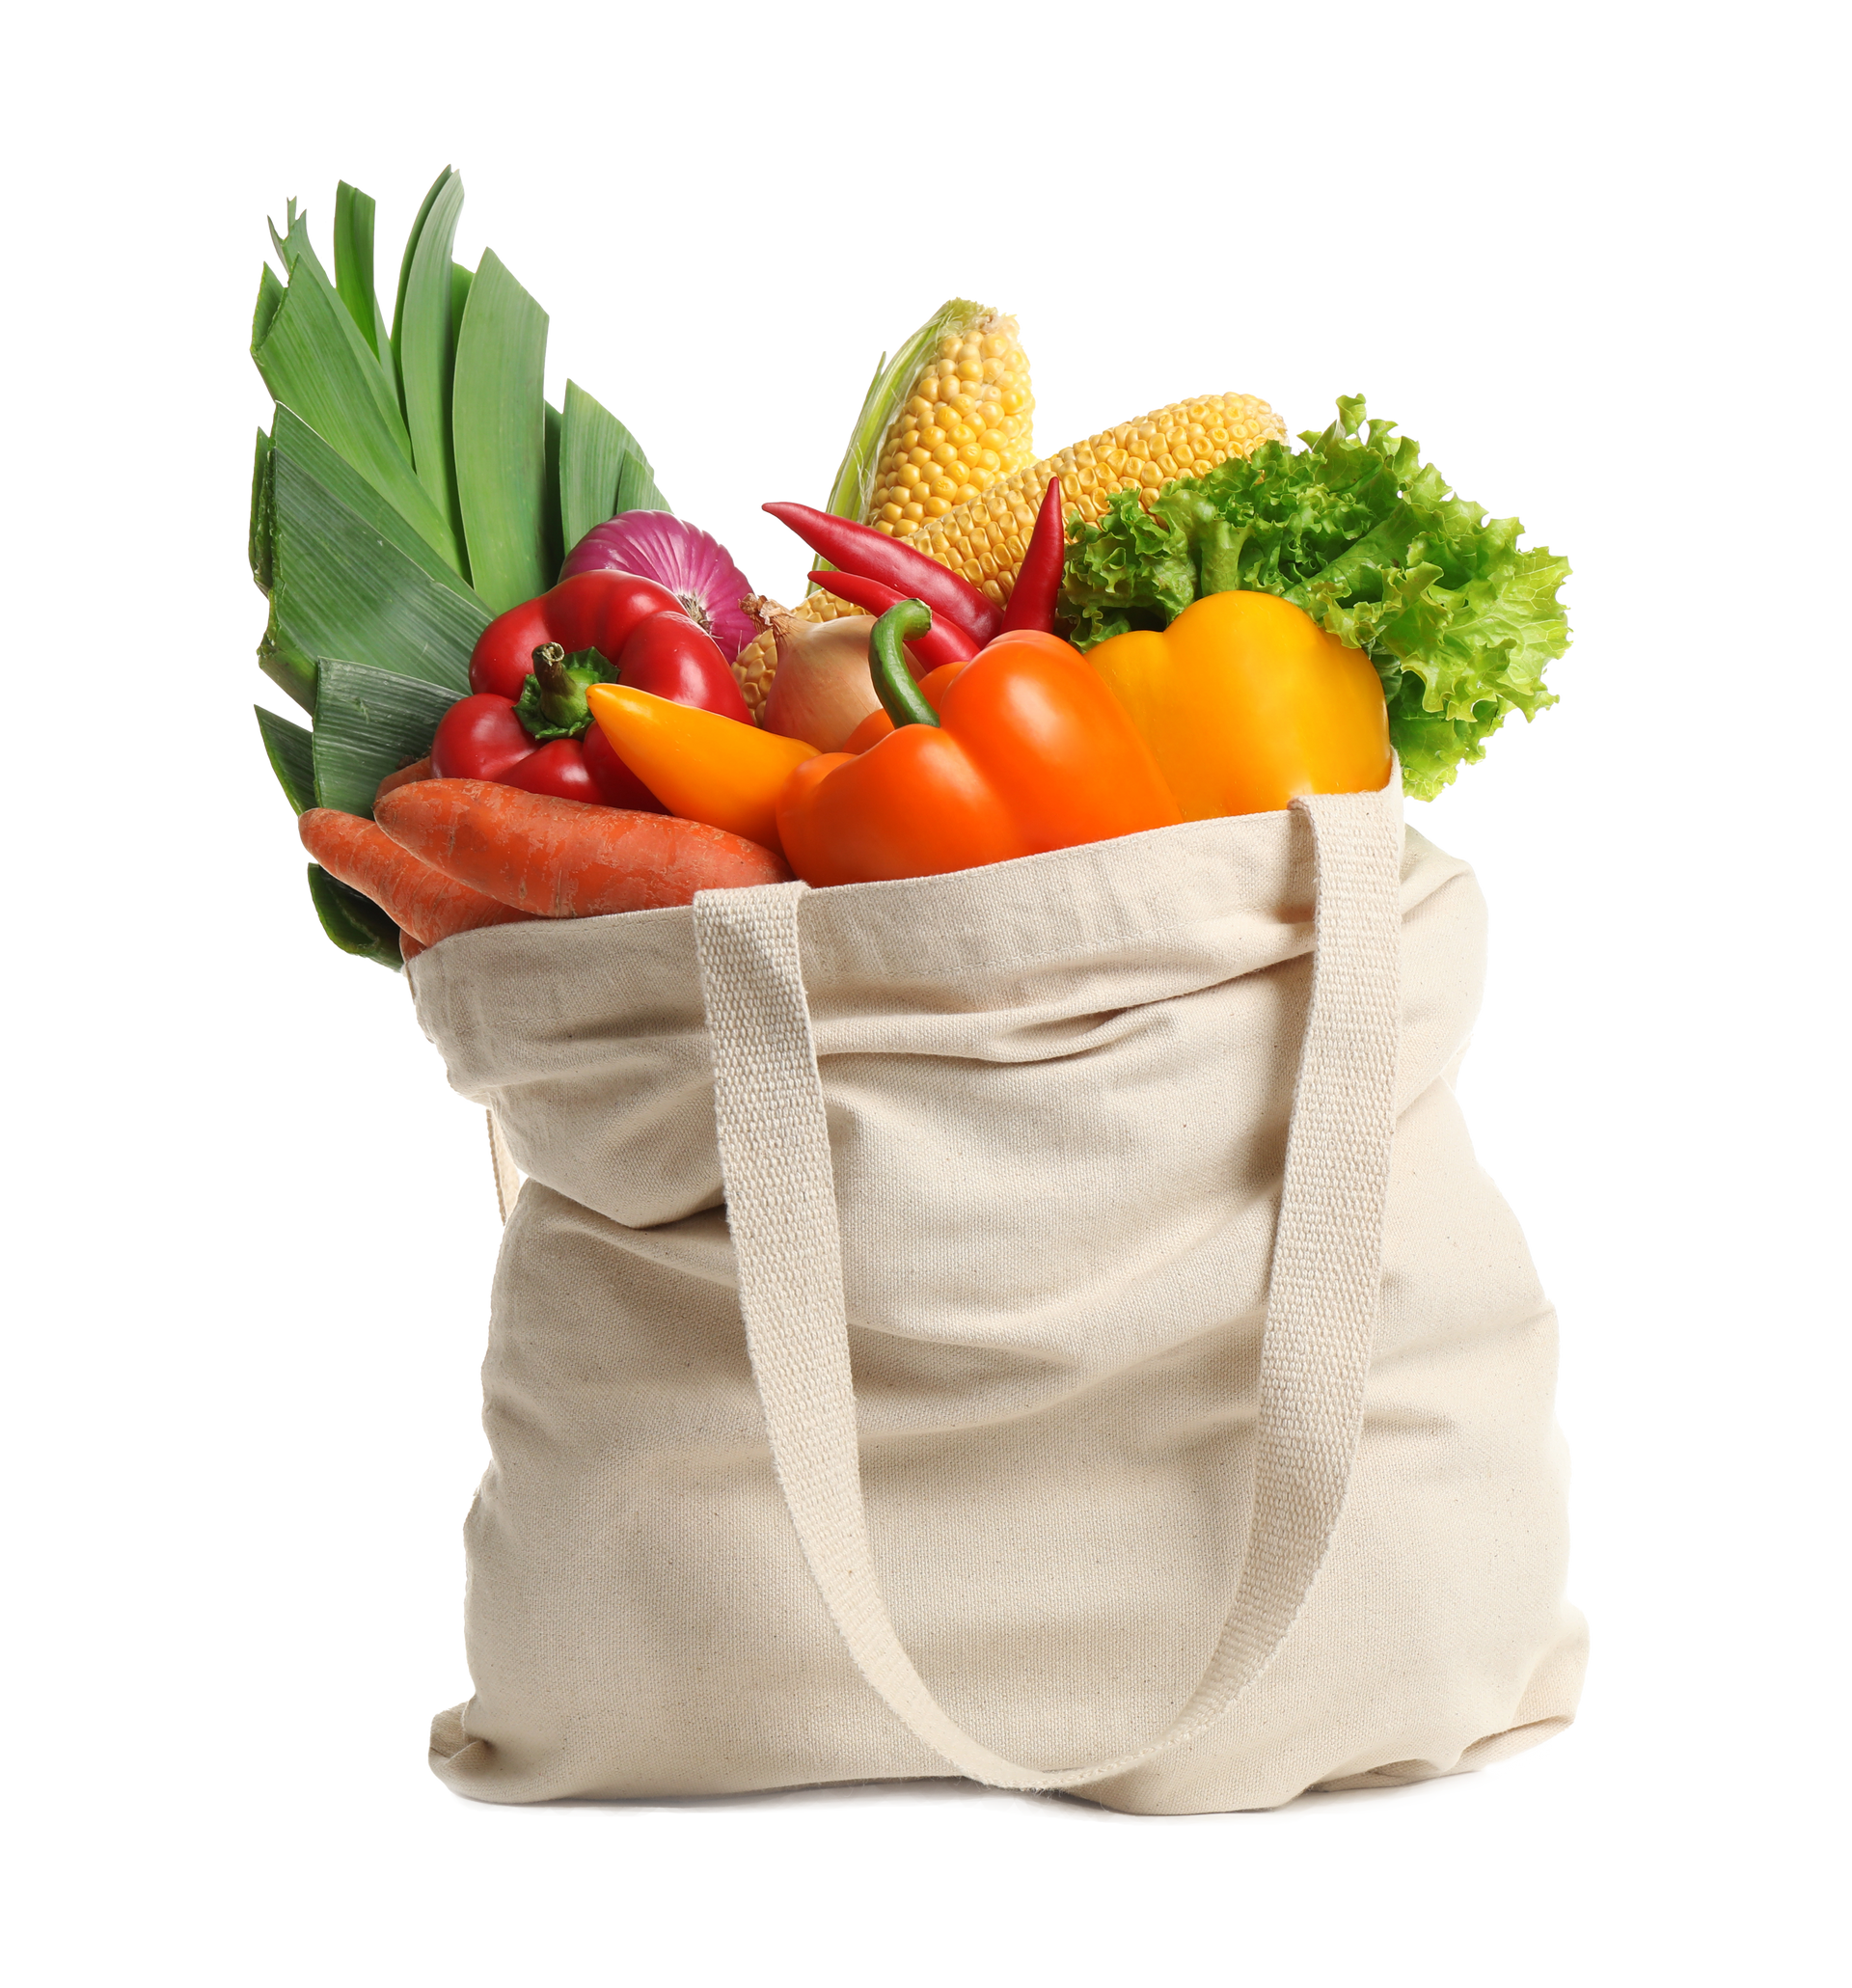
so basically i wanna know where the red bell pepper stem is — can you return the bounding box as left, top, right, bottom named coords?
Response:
left=806, top=571, right=977, bottom=669
left=763, top=502, right=1003, bottom=646
left=530, top=643, right=594, bottom=731
left=999, top=477, right=1066, bottom=635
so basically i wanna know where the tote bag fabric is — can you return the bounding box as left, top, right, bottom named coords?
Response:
left=411, top=780, right=1585, bottom=1815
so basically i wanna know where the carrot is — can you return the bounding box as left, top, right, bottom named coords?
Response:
left=399, top=930, right=426, bottom=964
left=374, top=778, right=792, bottom=918
left=375, top=755, right=433, bottom=806
left=298, top=808, right=537, bottom=947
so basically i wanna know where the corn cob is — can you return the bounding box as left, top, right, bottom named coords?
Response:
left=823, top=302, right=1035, bottom=535
left=732, top=393, right=1286, bottom=714
left=863, top=314, right=1036, bottom=534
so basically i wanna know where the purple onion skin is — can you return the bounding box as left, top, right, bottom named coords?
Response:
left=561, top=512, right=758, bottom=662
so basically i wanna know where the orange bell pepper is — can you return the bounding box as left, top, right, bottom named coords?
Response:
left=775, top=602, right=1181, bottom=888
left=1084, top=590, right=1391, bottom=818
left=586, top=683, right=818, bottom=853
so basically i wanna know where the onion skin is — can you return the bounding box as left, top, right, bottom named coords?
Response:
left=561, top=512, right=759, bottom=661
left=753, top=600, right=882, bottom=752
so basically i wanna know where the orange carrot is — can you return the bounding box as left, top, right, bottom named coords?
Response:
left=299, top=808, right=537, bottom=947
left=399, top=930, right=426, bottom=964
left=375, top=755, right=433, bottom=806
left=374, top=778, right=791, bottom=917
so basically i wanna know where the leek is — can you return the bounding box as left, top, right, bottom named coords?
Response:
left=451, top=250, right=550, bottom=613
left=558, top=379, right=669, bottom=556
left=254, top=206, right=461, bottom=571
left=311, top=660, right=461, bottom=817
left=307, top=865, right=402, bottom=970
left=267, top=443, right=484, bottom=702
left=255, top=706, right=315, bottom=814
left=393, top=169, right=469, bottom=572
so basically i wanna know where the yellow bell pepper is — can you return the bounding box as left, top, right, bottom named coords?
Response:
left=1085, top=590, right=1392, bottom=818
left=586, top=684, right=817, bottom=853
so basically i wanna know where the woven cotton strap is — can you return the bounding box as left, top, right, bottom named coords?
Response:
left=692, top=788, right=1403, bottom=1792
left=487, top=1111, right=522, bottom=1221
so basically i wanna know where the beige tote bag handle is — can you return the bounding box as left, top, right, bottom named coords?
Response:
left=692, top=787, right=1403, bottom=1793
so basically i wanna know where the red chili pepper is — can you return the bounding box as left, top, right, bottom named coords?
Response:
left=763, top=502, right=1002, bottom=645
left=804, top=571, right=977, bottom=670
left=999, top=477, right=1065, bottom=635
left=470, top=570, right=683, bottom=700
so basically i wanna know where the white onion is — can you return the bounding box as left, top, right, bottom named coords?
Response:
left=750, top=599, right=881, bottom=753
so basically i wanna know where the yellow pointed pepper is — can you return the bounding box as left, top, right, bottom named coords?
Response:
left=586, top=684, right=819, bottom=853
left=1085, top=590, right=1391, bottom=818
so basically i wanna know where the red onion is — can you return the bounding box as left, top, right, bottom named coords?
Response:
left=561, top=512, right=759, bottom=662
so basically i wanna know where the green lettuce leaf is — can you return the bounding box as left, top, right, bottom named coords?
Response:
left=1059, top=396, right=1569, bottom=799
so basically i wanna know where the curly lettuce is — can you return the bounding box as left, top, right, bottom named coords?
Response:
left=1059, top=396, right=1569, bottom=799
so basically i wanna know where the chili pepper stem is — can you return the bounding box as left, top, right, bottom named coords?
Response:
left=869, top=602, right=940, bottom=729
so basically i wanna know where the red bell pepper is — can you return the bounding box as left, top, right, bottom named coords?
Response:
left=433, top=598, right=754, bottom=809
left=434, top=644, right=662, bottom=808
left=471, top=570, right=682, bottom=701
left=615, top=612, right=753, bottom=722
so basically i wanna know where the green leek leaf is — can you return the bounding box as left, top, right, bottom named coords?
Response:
left=270, top=200, right=323, bottom=284
left=450, top=260, right=474, bottom=339
left=259, top=600, right=316, bottom=713
left=307, top=863, right=402, bottom=969
left=270, top=406, right=485, bottom=610
left=612, top=422, right=667, bottom=516
left=268, top=197, right=299, bottom=267
left=391, top=168, right=468, bottom=574
left=558, top=379, right=667, bottom=550
left=249, top=428, right=274, bottom=592
left=543, top=399, right=564, bottom=579
left=256, top=705, right=315, bottom=812
left=253, top=261, right=286, bottom=348
left=253, top=207, right=462, bottom=570
left=268, top=444, right=487, bottom=704
left=451, top=249, right=550, bottom=612
left=387, top=166, right=452, bottom=334
left=332, top=179, right=385, bottom=357
left=312, top=658, right=460, bottom=817
left=332, top=176, right=397, bottom=435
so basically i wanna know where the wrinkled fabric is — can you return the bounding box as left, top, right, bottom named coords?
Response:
left=412, top=808, right=1583, bottom=1813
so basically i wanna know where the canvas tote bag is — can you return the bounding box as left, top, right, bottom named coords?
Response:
left=411, top=776, right=1585, bottom=1815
